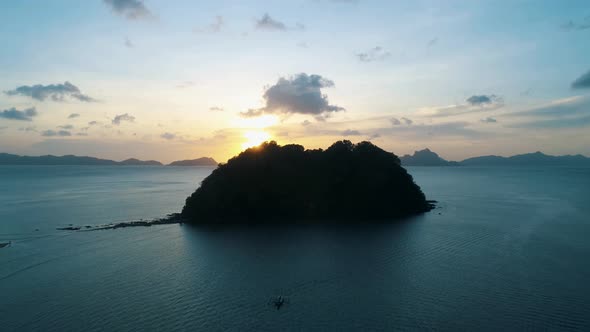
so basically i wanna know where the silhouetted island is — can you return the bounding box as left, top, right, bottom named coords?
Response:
left=0, top=153, right=216, bottom=166
left=398, top=149, right=590, bottom=167
left=0, top=153, right=163, bottom=166
left=182, top=140, right=434, bottom=224
left=168, top=157, right=217, bottom=166
left=461, top=151, right=590, bottom=166
left=400, top=149, right=459, bottom=166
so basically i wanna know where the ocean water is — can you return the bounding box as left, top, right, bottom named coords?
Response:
left=1, top=165, right=589, bottom=331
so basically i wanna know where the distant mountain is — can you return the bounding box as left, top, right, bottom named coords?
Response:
left=461, top=151, right=590, bottom=166
left=399, top=149, right=590, bottom=167
left=168, top=157, right=217, bottom=166
left=400, top=149, right=459, bottom=166
left=119, top=158, right=162, bottom=166
left=0, top=153, right=162, bottom=166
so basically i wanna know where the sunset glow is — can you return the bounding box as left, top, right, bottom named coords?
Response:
left=0, top=1, right=588, bottom=164
left=235, top=115, right=279, bottom=129
left=241, top=130, right=271, bottom=150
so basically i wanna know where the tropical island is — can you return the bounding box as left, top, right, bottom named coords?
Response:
left=400, top=148, right=459, bottom=166
left=182, top=140, right=435, bottom=224
left=168, top=157, right=218, bottom=166
left=0, top=153, right=217, bottom=166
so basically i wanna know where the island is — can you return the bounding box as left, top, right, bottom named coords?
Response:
left=168, top=157, right=218, bottom=166
left=399, top=149, right=590, bottom=167
left=182, top=140, right=435, bottom=224
left=461, top=151, right=590, bottom=167
left=400, top=148, right=459, bottom=166
left=0, top=153, right=163, bottom=166
left=119, top=158, right=162, bottom=166
left=0, top=153, right=215, bottom=166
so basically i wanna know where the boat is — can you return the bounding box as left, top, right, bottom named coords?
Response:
left=268, top=296, right=288, bottom=310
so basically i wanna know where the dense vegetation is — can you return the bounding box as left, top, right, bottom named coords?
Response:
left=168, top=157, right=217, bottom=166
left=182, top=141, right=433, bottom=224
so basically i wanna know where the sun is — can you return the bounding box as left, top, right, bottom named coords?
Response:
left=242, top=130, right=271, bottom=150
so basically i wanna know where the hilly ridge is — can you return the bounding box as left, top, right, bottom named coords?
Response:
left=400, top=149, right=590, bottom=166
left=0, top=153, right=217, bottom=166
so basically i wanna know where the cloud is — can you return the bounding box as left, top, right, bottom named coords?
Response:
left=195, top=16, right=224, bottom=33
left=112, top=113, right=135, bottom=125
left=520, top=88, right=533, bottom=96
left=160, top=132, right=176, bottom=140
left=88, top=121, right=101, bottom=126
left=177, top=81, right=195, bottom=89
left=58, top=124, right=74, bottom=130
left=301, top=119, right=490, bottom=141
left=356, top=46, right=391, bottom=62
left=389, top=117, right=412, bottom=126
left=19, top=126, right=37, bottom=132
left=276, top=131, right=289, bottom=137
left=103, top=0, right=152, bottom=20
left=511, top=115, right=590, bottom=129
left=562, top=17, right=590, bottom=30
left=0, top=107, right=38, bottom=121
left=423, top=95, right=504, bottom=117
left=255, top=14, right=287, bottom=31
left=209, top=106, right=224, bottom=112
left=572, top=69, right=590, bottom=89
left=505, top=96, right=588, bottom=118
left=480, top=117, right=497, bottom=123
left=378, top=121, right=488, bottom=140
left=241, top=73, right=344, bottom=118
left=401, top=117, right=413, bottom=125
left=68, top=113, right=80, bottom=119
left=41, top=130, right=71, bottom=137
left=466, top=94, right=501, bottom=106
left=5, top=82, right=95, bottom=102
left=302, top=120, right=312, bottom=126
left=504, top=96, right=590, bottom=129
left=341, top=129, right=361, bottom=136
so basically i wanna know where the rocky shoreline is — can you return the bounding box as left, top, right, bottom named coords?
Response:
left=56, top=213, right=185, bottom=232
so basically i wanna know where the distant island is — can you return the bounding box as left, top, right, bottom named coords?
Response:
left=2, top=149, right=588, bottom=167
left=168, top=157, right=218, bottom=167
left=0, top=153, right=216, bottom=167
left=182, top=140, right=435, bottom=224
left=460, top=151, right=590, bottom=167
left=400, top=149, right=590, bottom=167
left=400, top=149, right=459, bottom=166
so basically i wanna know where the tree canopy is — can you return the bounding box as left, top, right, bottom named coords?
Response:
left=182, top=140, right=433, bottom=224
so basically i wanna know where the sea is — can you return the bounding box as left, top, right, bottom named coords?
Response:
left=0, top=165, right=589, bottom=331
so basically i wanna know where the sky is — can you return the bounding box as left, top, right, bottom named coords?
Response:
left=0, top=0, right=589, bottom=163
